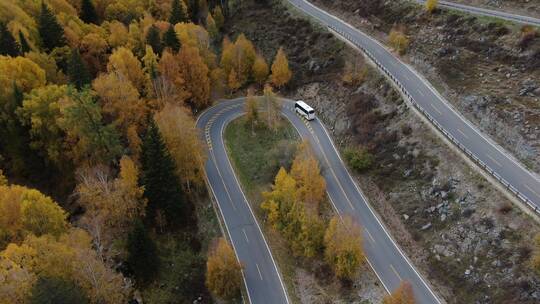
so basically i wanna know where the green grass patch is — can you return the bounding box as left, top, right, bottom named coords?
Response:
left=225, top=117, right=299, bottom=192
left=224, top=116, right=302, bottom=303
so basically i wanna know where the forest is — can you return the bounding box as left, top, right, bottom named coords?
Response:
left=0, top=0, right=293, bottom=303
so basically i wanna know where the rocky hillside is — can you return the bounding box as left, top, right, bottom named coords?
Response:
left=453, top=0, right=540, bottom=18
left=226, top=0, right=540, bottom=303
left=314, top=0, right=540, bottom=175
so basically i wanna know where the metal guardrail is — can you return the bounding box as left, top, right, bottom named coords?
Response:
left=327, top=25, right=539, bottom=214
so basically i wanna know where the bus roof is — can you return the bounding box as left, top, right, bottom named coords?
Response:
left=295, top=100, right=314, bottom=112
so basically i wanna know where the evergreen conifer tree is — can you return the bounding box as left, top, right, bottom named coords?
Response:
left=163, top=25, right=180, bottom=53
left=189, top=0, right=200, bottom=23
left=38, top=2, right=66, bottom=51
left=18, top=31, right=31, bottom=53
left=0, top=23, right=21, bottom=56
left=80, top=0, right=98, bottom=24
left=67, top=49, right=91, bottom=89
left=29, top=276, right=89, bottom=304
left=126, top=221, right=160, bottom=283
left=146, top=25, right=163, bottom=55
left=140, top=119, right=186, bottom=225
left=169, top=0, right=187, bottom=25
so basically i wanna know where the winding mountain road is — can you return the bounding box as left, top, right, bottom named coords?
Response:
left=414, top=0, right=540, bottom=26
left=287, top=0, right=540, bottom=216
left=198, top=98, right=442, bottom=304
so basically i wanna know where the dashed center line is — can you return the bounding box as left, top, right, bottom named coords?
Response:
left=242, top=228, right=249, bottom=243
left=365, top=229, right=376, bottom=244
left=525, top=184, right=540, bottom=199
left=486, top=154, right=502, bottom=167
left=457, top=128, right=469, bottom=139
left=417, top=88, right=426, bottom=97
left=390, top=264, right=402, bottom=281
left=430, top=103, right=442, bottom=115
left=256, top=263, right=263, bottom=281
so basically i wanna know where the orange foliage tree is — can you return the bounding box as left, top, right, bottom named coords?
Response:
left=270, top=47, right=292, bottom=88
left=206, top=238, right=242, bottom=300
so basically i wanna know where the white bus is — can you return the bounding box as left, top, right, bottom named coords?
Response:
left=295, top=100, right=315, bottom=121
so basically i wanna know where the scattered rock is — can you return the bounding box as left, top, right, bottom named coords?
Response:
left=421, top=222, right=432, bottom=230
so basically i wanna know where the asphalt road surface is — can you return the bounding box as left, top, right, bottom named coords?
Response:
left=415, top=0, right=540, bottom=26
left=197, top=101, right=290, bottom=304
left=198, top=98, right=442, bottom=304
left=288, top=0, right=540, bottom=215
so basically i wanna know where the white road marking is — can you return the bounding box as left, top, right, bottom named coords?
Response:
left=366, top=229, right=376, bottom=244
left=390, top=264, right=402, bottom=281
left=430, top=103, right=442, bottom=115
left=457, top=128, right=469, bottom=139
left=525, top=184, right=540, bottom=199
left=486, top=154, right=502, bottom=167
left=243, top=228, right=249, bottom=243
left=416, top=88, right=426, bottom=97
left=256, top=263, right=264, bottom=280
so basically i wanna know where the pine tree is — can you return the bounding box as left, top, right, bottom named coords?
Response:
left=169, top=0, right=187, bottom=25
left=38, top=2, right=66, bottom=51
left=18, top=31, right=31, bottom=53
left=29, top=276, right=89, bottom=304
left=189, top=0, right=200, bottom=23
left=146, top=25, right=163, bottom=55
left=126, top=221, right=160, bottom=283
left=163, top=25, right=180, bottom=53
left=67, top=49, right=91, bottom=89
left=140, top=119, right=187, bottom=226
left=0, top=23, right=21, bottom=56
left=80, top=0, right=98, bottom=24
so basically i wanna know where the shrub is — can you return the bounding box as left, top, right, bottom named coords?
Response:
left=344, top=147, right=374, bottom=172
left=388, top=28, right=409, bottom=55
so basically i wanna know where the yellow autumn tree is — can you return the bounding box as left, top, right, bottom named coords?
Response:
left=388, top=28, right=409, bottom=55
left=206, top=238, right=242, bottom=300
left=177, top=45, right=211, bottom=109
left=531, top=234, right=540, bottom=275
left=245, top=88, right=259, bottom=134
left=0, top=184, right=68, bottom=249
left=228, top=68, right=241, bottom=92
left=261, top=167, right=297, bottom=230
left=383, top=281, right=416, bottom=304
left=290, top=141, right=326, bottom=209
left=270, top=47, right=292, bottom=88
left=0, top=170, right=6, bottom=186
left=252, top=53, right=269, bottom=85
left=425, top=0, right=438, bottom=13
left=261, top=166, right=325, bottom=258
left=107, top=47, right=146, bottom=92
left=284, top=200, right=325, bottom=258
left=157, top=49, right=189, bottom=105
left=154, top=102, right=206, bottom=192
left=263, top=84, right=281, bottom=131
left=0, top=256, right=35, bottom=304
left=210, top=67, right=227, bottom=98
left=220, top=34, right=257, bottom=87
left=0, top=55, right=46, bottom=101
left=92, top=72, right=148, bottom=136
left=342, top=57, right=368, bottom=86
left=107, top=20, right=129, bottom=48
left=76, top=158, right=146, bottom=257
left=233, top=34, right=256, bottom=84
left=18, top=84, right=69, bottom=167
left=1, top=228, right=129, bottom=303
left=324, top=215, right=365, bottom=280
